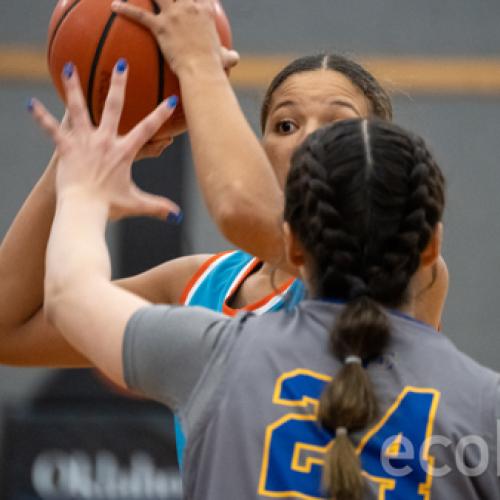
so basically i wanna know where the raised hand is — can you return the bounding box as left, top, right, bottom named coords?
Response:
left=111, top=0, right=239, bottom=76
left=29, top=59, right=181, bottom=221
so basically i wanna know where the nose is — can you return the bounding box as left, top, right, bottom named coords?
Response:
left=303, top=119, right=321, bottom=139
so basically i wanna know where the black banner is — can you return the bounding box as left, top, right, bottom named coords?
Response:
left=1, top=405, right=182, bottom=500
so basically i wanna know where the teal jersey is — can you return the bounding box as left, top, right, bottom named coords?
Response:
left=175, top=250, right=305, bottom=465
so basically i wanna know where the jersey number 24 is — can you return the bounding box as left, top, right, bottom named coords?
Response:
left=258, top=369, right=440, bottom=499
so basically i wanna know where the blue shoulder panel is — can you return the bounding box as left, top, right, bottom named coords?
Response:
left=187, top=250, right=254, bottom=311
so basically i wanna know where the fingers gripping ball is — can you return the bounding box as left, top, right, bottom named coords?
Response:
left=47, top=0, right=232, bottom=137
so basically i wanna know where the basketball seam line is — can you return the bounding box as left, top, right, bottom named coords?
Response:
left=47, top=0, right=83, bottom=63
left=87, top=2, right=129, bottom=126
left=151, top=0, right=165, bottom=105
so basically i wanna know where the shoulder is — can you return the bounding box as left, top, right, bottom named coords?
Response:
left=411, top=323, right=498, bottom=382
left=180, top=250, right=257, bottom=305
left=225, top=306, right=304, bottom=351
left=391, top=315, right=498, bottom=379
left=389, top=317, right=500, bottom=417
left=123, top=304, right=234, bottom=410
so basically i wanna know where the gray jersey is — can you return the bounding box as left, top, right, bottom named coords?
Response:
left=123, top=300, right=500, bottom=499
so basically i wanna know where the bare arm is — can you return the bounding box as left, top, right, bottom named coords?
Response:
left=0, top=154, right=57, bottom=330
left=0, top=143, right=206, bottom=367
left=0, top=113, right=206, bottom=368
left=45, top=194, right=145, bottom=385
left=112, top=0, right=287, bottom=267
left=0, top=253, right=209, bottom=367
left=36, top=62, right=181, bottom=385
left=179, top=68, right=286, bottom=266
left=0, top=152, right=86, bottom=366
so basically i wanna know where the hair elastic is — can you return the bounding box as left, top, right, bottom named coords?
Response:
left=344, top=355, right=363, bottom=365
left=336, top=427, right=348, bottom=437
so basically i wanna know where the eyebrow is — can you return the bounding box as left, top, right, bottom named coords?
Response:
left=270, top=99, right=361, bottom=116
left=329, top=99, right=361, bottom=116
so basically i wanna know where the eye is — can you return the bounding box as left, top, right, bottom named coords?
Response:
left=275, top=120, right=297, bottom=135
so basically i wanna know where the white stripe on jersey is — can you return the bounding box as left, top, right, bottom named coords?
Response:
left=223, top=258, right=259, bottom=303
left=252, top=285, right=293, bottom=315
left=184, top=252, right=235, bottom=305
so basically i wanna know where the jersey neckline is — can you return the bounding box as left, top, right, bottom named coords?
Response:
left=312, top=297, right=439, bottom=334
left=222, top=257, right=296, bottom=317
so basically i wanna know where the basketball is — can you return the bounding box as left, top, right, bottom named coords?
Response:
left=47, top=0, right=232, bottom=137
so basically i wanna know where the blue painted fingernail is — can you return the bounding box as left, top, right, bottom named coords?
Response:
left=166, top=211, right=183, bottom=225
left=27, top=98, right=34, bottom=113
left=63, top=62, right=74, bottom=79
left=166, top=95, right=178, bottom=109
left=116, top=58, right=127, bottom=73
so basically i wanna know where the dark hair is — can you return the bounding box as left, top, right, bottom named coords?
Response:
left=284, top=119, right=445, bottom=500
left=260, top=54, right=393, bottom=132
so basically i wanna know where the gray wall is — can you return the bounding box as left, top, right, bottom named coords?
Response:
left=1, top=0, right=500, bottom=434
left=4, top=0, right=500, bottom=54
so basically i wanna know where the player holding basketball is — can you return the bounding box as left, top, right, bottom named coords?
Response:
left=0, top=10, right=424, bottom=362
left=0, top=0, right=446, bottom=465
left=30, top=53, right=499, bottom=498
left=0, top=0, right=447, bottom=466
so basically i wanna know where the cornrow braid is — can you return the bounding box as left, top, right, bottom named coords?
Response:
left=363, top=125, right=445, bottom=306
left=284, top=118, right=445, bottom=500
left=285, top=125, right=367, bottom=300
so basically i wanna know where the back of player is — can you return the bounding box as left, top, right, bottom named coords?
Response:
left=181, top=300, right=500, bottom=499
left=180, top=119, right=500, bottom=499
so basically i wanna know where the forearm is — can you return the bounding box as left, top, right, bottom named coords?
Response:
left=0, top=153, right=57, bottom=329
left=44, top=194, right=114, bottom=370
left=44, top=193, right=147, bottom=384
left=110, top=0, right=286, bottom=263
left=45, top=192, right=110, bottom=310
left=179, top=63, right=285, bottom=264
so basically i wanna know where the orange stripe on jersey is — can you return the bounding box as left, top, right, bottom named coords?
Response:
left=179, top=251, right=233, bottom=305
left=222, top=269, right=296, bottom=317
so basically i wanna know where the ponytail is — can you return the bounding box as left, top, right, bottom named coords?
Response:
left=318, top=296, right=391, bottom=500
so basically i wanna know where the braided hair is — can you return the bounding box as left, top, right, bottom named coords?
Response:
left=260, top=53, right=393, bottom=133
left=284, top=119, right=445, bottom=500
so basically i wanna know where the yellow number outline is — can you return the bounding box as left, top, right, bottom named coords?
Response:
left=259, top=369, right=441, bottom=500
left=356, top=386, right=441, bottom=500
left=259, top=369, right=332, bottom=499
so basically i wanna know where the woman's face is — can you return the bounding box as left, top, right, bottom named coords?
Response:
left=262, top=70, right=372, bottom=188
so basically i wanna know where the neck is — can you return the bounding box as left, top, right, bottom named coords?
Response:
left=396, top=302, right=435, bottom=329
left=405, top=260, right=447, bottom=331
left=258, top=261, right=294, bottom=283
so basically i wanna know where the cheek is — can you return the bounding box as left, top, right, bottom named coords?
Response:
left=262, top=138, right=295, bottom=189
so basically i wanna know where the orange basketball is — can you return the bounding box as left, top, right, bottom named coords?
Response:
left=47, top=0, right=232, bottom=138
